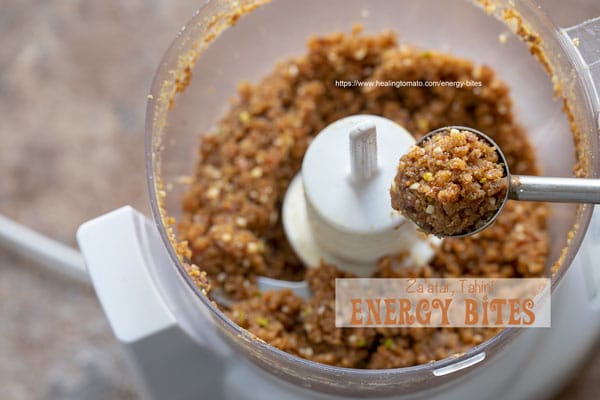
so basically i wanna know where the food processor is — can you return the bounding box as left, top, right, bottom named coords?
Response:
left=72, top=0, right=600, bottom=398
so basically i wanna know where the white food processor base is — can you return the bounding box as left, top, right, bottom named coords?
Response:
left=77, top=206, right=600, bottom=400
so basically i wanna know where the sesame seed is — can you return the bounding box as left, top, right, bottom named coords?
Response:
left=354, top=48, right=367, bottom=60
left=299, top=347, right=314, bottom=357
left=205, top=165, right=222, bottom=179
left=247, top=242, right=259, bottom=253
left=235, top=217, right=248, bottom=227
left=287, top=64, right=299, bottom=77
left=250, top=167, right=263, bottom=178
left=206, top=186, right=220, bottom=199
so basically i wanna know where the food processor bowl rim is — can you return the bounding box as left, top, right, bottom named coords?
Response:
left=143, top=0, right=595, bottom=387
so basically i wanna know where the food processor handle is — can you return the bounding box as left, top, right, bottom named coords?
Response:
left=509, top=175, right=600, bottom=203
left=562, top=16, right=600, bottom=112
left=77, top=207, right=230, bottom=400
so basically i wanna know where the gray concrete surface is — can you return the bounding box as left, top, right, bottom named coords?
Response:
left=0, top=0, right=599, bottom=399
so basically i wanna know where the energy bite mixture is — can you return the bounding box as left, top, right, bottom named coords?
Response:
left=178, top=28, right=549, bottom=369
left=391, top=128, right=508, bottom=237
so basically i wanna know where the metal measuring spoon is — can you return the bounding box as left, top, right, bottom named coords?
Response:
left=404, top=126, right=600, bottom=238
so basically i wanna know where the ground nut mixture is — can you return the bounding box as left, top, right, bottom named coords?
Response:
left=391, top=128, right=508, bottom=237
left=178, top=28, right=549, bottom=369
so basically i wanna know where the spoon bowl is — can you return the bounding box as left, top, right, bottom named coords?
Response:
left=410, top=126, right=600, bottom=237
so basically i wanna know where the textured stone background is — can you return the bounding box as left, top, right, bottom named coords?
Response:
left=0, top=0, right=599, bottom=399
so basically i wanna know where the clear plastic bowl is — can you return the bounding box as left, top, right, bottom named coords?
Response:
left=145, top=0, right=599, bottom=397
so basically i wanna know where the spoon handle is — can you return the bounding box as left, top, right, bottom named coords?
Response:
left=509, top=175, right=600, bottom=203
